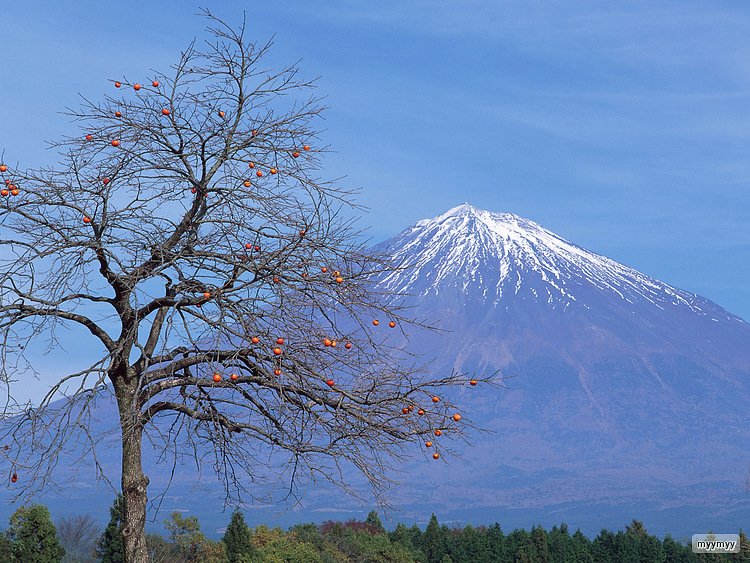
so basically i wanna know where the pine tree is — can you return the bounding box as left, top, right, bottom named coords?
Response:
left=0, top=534, right=13, bottom=561
left=223, top=509, right=254, bottom=563
left=7, top=504, right=65, bottom=562
left=549, top=524, right=575, bottom=563
left=422, top=514, right=445, bottom=563
left=661, top=535, right=693, bottom=563
left=97, top=494, right=125, bottom=563
left=486, top=523, right=505, bottom=563
left=531, top=525, right=550, bottom=563
left=571, top=529, right=594, bottom=563
left=366, top=510, right=386, bottom=534
left=736, top=530, right=750, bottom=562
left=514, top=545, right=532, bottom=563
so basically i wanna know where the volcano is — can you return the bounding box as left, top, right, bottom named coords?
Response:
left=372, top=203, right=750, bottom=533
left=2, top=204, right=748, bottom=538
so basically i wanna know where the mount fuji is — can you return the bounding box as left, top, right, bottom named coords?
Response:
left=372, top=203, right=750, bottom=534
left=1, top=203, right=748, bottom=538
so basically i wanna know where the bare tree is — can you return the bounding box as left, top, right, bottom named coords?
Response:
left=57, top=514, right=101, bottom=563
left=0, top=11, right=483, bottom=563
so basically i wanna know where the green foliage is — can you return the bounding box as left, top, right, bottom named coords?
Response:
left=224, top=509, right=255, bottom=563
left=291, top=523, right=326, bottom=550
left=421, top=514, right=445, bottom=563
left=0, top=500, right=721, bottom=563
left=531, top=525, right=550, bottom=563
left=320, top=519, right=413, bottom=562
left=0, top=533, right=13, bottom=561
left=7, top=504, right=65, bottom=562
left=97, top=494, right=125, bottom=563
left=253, top=535, right=322, bottom=562
left=571, top=529, right=595, bottom=563
left=737, top=530, right=750, bottom=562
left=164, top=511, right=226, bottom=563
left=367, top=511, right=387, bottom=534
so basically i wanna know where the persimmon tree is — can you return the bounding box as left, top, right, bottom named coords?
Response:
left=0, top=12, right=478, bottom=563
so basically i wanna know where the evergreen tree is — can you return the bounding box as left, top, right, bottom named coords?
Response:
left=461, top=524, right=485, bottom=563
left=662, top=535, right=695, bottom=563
left=506, top=529, right=533, bottom=563
left=571, top=529, right=594, bottom=563
left=514, top=545, right=532, bottom=563
left=486, top=523, right=505, bottom=563
left=0, top=533, right=13, bottom=561
left=592, top=529, right=617, bottom=562
left=223, top=509, right=254, bottom=563
left=290, top=523, right=325, bottom=551
left=97, top=494, right=125, bottom=563
left=625, top=519, right=664, bottom=563
left=549, top=524, right=575, bottom=563
left=391, top=522, right=419, bottom=554
left=7, top=504, right=65, bottom=562
left=366, top=510, right=386, bottom=533
left=736, top=530, right=750, bottom=562
left=422, top=514, right=446, bottom=563
left=531, top=525, right=550, bottom=563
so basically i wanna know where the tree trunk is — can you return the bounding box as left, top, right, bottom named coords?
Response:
left=118, top=389, right=150, bottom=563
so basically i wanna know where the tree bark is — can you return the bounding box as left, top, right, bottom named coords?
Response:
left=118, top=386, right=150, bottom=563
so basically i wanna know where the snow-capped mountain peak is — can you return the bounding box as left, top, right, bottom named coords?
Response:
left=378, top=204, right=739, bottom=322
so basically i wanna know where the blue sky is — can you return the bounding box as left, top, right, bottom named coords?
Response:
left=2, top=0, right=750, bottom=323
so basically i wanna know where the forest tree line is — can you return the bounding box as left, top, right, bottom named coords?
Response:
left=0, top=496, right=747, bottom=562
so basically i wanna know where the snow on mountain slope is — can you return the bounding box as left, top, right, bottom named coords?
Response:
left=377, top=203, right=744, bottom=324
left=370, top=204, right=750, bottom=531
